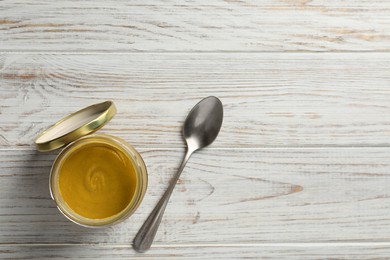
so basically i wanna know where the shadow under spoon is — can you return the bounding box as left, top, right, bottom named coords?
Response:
left=133, top=96, right=224, bottom=252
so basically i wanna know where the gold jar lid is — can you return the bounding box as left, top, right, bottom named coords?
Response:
left=34, top=101, right=116, bottom=152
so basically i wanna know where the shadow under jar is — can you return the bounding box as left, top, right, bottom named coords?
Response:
left=35, top=101, right=147, bottom=227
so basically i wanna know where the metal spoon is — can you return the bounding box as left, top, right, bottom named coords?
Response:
left=133, top=96, right=224, bottom=252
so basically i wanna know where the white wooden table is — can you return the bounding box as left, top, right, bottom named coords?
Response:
left=1, top=0, right=390, bottom=259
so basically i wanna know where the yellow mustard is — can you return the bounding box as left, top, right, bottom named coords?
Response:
left=58, top=142, right=137, bottom=220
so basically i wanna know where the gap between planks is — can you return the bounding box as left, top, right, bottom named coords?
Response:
left=2, top=50, right=390, bottom=54
left=2, top=147, right=390, bottom=151
left=4, top=242, right=390, bottom=247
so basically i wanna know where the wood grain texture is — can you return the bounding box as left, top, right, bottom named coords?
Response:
left=2, top=244, right=390, bottom=259
left=2, top=0, right=390, bottom=258
left=1, top=0, right=390, bottom=51
left=2, top=148, right=390, bottom=244
left=1, top=53, right=390, bottom=149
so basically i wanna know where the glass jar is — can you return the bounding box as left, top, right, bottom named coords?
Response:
left=35, top=101, right=147, bottom=227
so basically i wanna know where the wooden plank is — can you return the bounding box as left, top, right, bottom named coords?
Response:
left=1, top=0, right=390, bottom=51
left=2, top=244, right=390, bottom=259
left=1, top=148, right=390, bottom=244
left=1, top=53, right=390, bottom=148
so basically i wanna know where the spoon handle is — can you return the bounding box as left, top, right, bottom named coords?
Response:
left=133, top=149, right=193, bottom=252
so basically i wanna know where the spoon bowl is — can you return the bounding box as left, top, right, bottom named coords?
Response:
left=184, top=96, right=223, bottom=151
left=133, top=96, right=223, bottom=252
